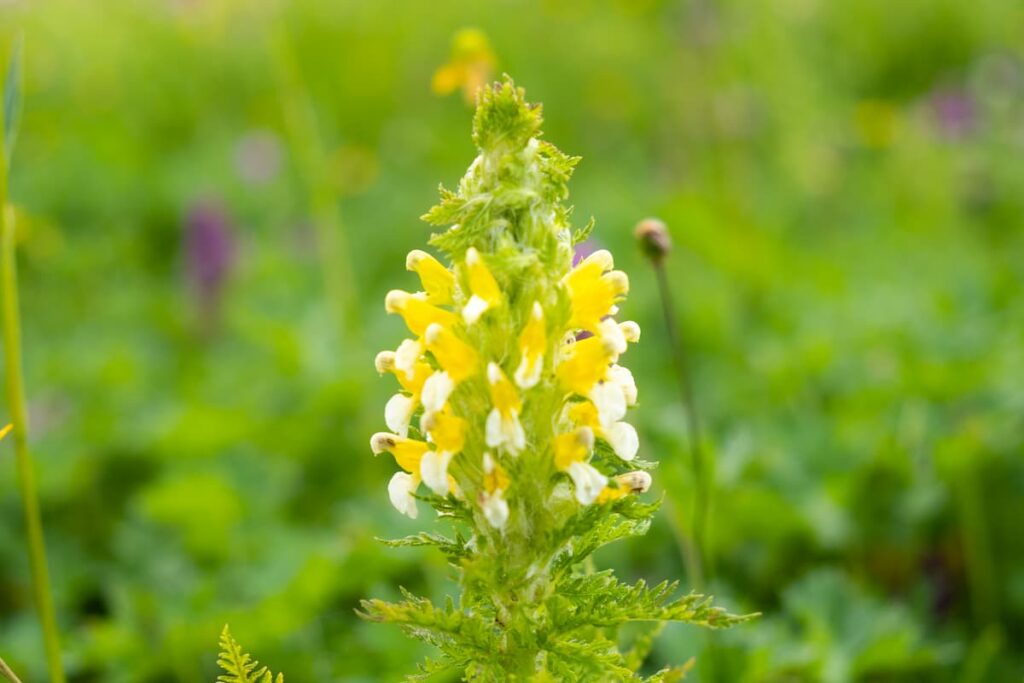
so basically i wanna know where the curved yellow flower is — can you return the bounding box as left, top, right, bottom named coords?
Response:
left=385, top=290, right=458, bottom=337
left=407, top=249, right=455, bottom=305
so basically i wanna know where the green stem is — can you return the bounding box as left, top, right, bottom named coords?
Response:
left=0, top=656, right=23, bottom=683
left=652, top=260, right=707, bottom=589
left=2, top=111, right=65, bottom=683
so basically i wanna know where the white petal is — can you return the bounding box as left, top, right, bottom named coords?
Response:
left=485, top=407, right=503, bottom=448
left=462, top=294, right=489, bottom=324
left=420, top=450, right=453, bottom=496
left=384, top=394, right=416, bottom=437
left=514, top=354, right=543, bottom=389
left=598, top=318, right=627, bottom=354
left=606, top=421, right=639, bottom=461
left=608, top=364, right=637, bottom=406
left=395, top=339, right=423, bottom=380
left=421, top=371, right=455, bottom=414
left=482, top=491, right=509, bottom=529
left=589, top=380, right=627, bottom=428
left=388, top=471, right=420, bottom=519
left=507, top=413, right=526, bottom=453
left=567, top=461, right=607, bottom=505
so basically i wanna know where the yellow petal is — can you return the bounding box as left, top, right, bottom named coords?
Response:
left=422, top=410, right=467, bottom=454
left=425, top=323, right=478, bottom=382
left=487, top=362, right=521, bottom=416
left=554, top=427, right=594, bottom=471
left=515, top=302, right=546, bottom=388
left=371, top=432, right=430, bottom=473
left=407, top=250, right=454, bottom=305
left=482, top=452, right=510, bottom=493
left=557, top=336, right=614, bottom=395
left=385, top=290, right=458, bottom=337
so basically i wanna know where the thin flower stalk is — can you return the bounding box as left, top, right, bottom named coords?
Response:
left=1, top=41, right=65, bottom=683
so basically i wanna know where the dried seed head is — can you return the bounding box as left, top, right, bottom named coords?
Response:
left=634, top=217, right=671, bottom=264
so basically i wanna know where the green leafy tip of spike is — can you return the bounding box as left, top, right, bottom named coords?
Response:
left=216, top=626, right=284, bottom=683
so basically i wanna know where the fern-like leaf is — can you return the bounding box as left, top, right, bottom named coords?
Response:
left=217, top=626, right=284, bottom=683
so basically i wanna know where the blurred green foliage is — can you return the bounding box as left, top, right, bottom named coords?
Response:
left=0, top=0, right=1022, bottom=680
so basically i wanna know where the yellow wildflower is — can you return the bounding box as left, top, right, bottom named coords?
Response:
left=562, top=250, right=629, bottom=332
left=376, top=350, right=433, bottom=437
left=431, top=28, right=496, bottom=103
left=385, top=289, right=458, bottom=337
left=371, top=433, right=430, bottom=473
left=407, top=249, right=455, bottom=305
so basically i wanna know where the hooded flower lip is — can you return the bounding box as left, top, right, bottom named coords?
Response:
left=386, top=290, right=458, bottom=337
left=407, top=249, right=455, bottom=305
left=597, top=470, right=653, bottom=503
left=371, top=433, right=431, bottom=473
left=462, top=247, right=502, bottom=324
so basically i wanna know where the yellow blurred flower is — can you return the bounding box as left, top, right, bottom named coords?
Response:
left=432, top=28, right=497, bottom=103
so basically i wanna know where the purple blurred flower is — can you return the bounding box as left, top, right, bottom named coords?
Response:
left=572, top=238, right=603, bottom=267
left=185, top=201, right=234, bottom=325
left=930, top=87, right=975, bottom=139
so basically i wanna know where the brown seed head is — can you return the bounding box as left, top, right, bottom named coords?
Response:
left=634, top=218, right=671, bottom=264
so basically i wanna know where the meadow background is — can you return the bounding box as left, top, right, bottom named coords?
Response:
left=1, top=0, right=1023, bottom=680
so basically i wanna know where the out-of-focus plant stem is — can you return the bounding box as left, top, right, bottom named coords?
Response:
left=271, top=27, right=358, bottom=343
left=1, top=124, right=65, bottom=683
left=0, top=656, right=24, bottom=683
left=654, top=262, right=707, bottom=589
left=636, top=218, right=708, bottom=589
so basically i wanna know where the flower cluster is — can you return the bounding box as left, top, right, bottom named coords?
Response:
left=370, top=154, right=649, bottom=527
